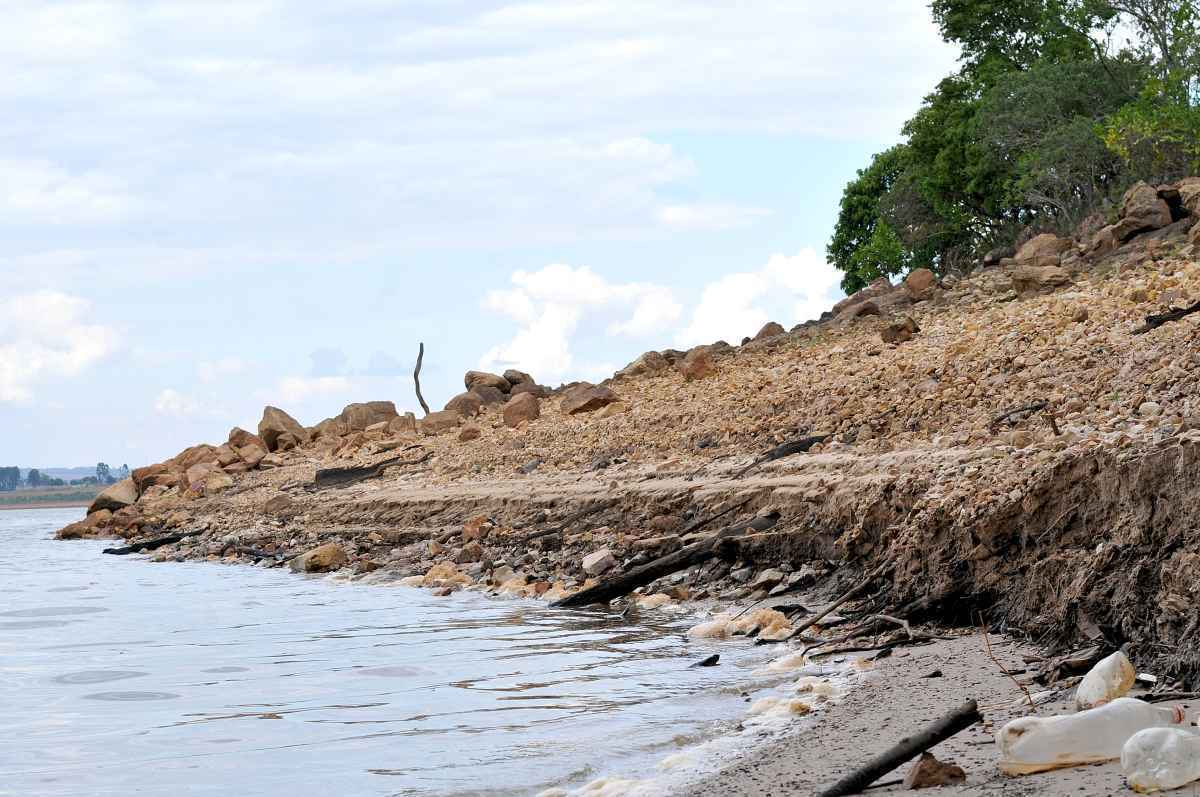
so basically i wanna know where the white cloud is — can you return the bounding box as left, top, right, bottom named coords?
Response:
left=677, top=249, right=843, bottom=347
left=0, top=291, right=118, bottom=402
left=480, top=264, right=681, bottom=381
left=154, top=388, right=201, bottom=416
left=198, top=357, right=249, bottom=383
left=657, top=203, right=772, bottom=231
left=0, top=159, right=137, bottom=225
left=271, top=376, right=356, bottom=405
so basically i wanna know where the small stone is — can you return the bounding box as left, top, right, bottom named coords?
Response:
left=730, top=566, right=754, bottom=584
left=751, top=568, right=785, bottom=590
left=1072, top=306, right=1089, bottom=322
left=1139, top=401, right=1163, bottom=417
left=581, top=548, right=616, bottom=576
left=289, top=543, right=347, bottom=573
left=457, top=542, right=485, bottom=563
left=560, top=383, right=619, bottom=415
left=903, top=753, right=966, bottom=790
left=678, top=346, right=717, bottom=381
left=753, top=321, right=786, bottom=341
left=463, top=516, right=493, bottom=542
left=458, top=424, right=482, bottom=442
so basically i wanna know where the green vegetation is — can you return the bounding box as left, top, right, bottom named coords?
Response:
left=829, top=0, right=1200, bottom=292
left=0, top=488, right=100, bottom=508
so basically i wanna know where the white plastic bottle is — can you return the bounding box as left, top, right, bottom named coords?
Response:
left=1122, top=727, right=1200, bottom=793
left=1075, top=650, right=1136, bottom=710
left=997, top=698, right=1185, bottom=775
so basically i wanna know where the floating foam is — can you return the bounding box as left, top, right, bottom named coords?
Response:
left=686, top=617, right=730, bottom=640
left=398, top=575, right=425, bottom=587
left=637, top=593, right=673, bottom=610
left=657, top=752, right=693, bottom=771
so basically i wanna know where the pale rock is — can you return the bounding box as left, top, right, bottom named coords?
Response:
left=464, top=370, right=510, bottom=393
left=581, top=548, right=616, bottom=576
left=289, top=543, right=347, bottom=573
left=88, top=478, right=138, bottom=514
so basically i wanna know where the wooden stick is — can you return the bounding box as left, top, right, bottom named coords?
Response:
left=520, top=499, right=618, bottom=543
left=979, top=613, right=1036, bottom=712
left=988, top=400, right=1049, bottom=433
left=313, top=450, right=430, bottom=489
left=815, top=700, right=982, bottom=797
left=734, top=435, right=829, bottom=479
left=1134, top=300, right=1200, bottom=334
left=103, top=530, right=199, bottom=555
left=793, top=563, right=890, bottom=638
left=414, top=341, right=431, bottom=416
left=552, top=512, right=780, bottom=608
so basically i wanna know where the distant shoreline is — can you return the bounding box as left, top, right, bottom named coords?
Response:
left=0, top=501, right=90, bottom=511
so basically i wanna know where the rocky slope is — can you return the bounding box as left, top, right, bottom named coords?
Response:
left=59, top=178, right=1200, bottom=686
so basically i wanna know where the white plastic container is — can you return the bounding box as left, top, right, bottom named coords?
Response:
left=1075, top=650, right=1136, bottom=710
left=1122, top=727, right=1200, bottom=793
left=998, top=698, right=1185, bottom=775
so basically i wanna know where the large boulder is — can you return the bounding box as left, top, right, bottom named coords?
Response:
left=289, top=543, right=347, bottom=573
left=1012, top=263, right=1071, bottom=294
left=56, top=509, right=113, bottom=540
left=214, top=444, right=240, bottom=467
left=472, top=385, right=508, bottom=405
left=464, top=371, right=510, bottom=394
left=419, top=409, right=462, bottom=436
left=560, top=383, right=618, bottom=415
left=881, top=316, right=920, bottom=345
left=236, top=444, right=266, bottom=468
left=831, top=276, right=894, bottom=316
left=338, top=401, right=399, bottom=431
left=388, top=413, right=418, bottom=436
left=678, top=346, right=716, bottom=381
left=503, top=392, right=541, bottom=427
left=903, top=268, right=937, bottom=301
left=132, top=463, right=170, bottom=493
left=503, top=369, right=534, bottom=387
left=1176, top=177, right=1200, bottom=216
left=753, top=321, right=786, bottom=341
left=228, top=427, right=266, bottom=451
left=510, top=382, right=548, bottom=398
left=444, top=392, right=484, bottom=418
left=1114, top=182, right=1172, bottom=241
left=310, top=417, right=349, bottom=439
left=88, top=479, right=138, bottom=514
left=173, top=444, right=218, bottom=472
left=1014, top=233, right=1072, bottom=266
left=616, top=351, right=669, bottom=379
left=258, top=406, right=309, bottom=452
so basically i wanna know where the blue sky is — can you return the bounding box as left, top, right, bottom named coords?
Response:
left=1, top=1, right=959, bottom=468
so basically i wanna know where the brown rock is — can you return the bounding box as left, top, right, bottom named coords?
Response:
left=339, top=401, right=399, bottom=431
left=203, top=469, right=234, bottom=495
left=1089, top=225, right=1121, bottom=258
left=311, top=417, right=349, bottom=439
left=1111, top=181, right=1172, bottom=241
left=1015, top=233, right=1072, bottom=265
left=418, top=409, right=462, bottom=436
left=458, top=424, right=482, bottom=442
left=184, top=462, right=219, bottom=490
left=228, top=427, right=266, bottom=451
left=903, top=753, right=966, bottom=790
left=109, top=505, right=145, bottom=534
left=503, top=392, right=541, bottom=427
left=173, top=444, right=218, bottom=471
left=903, top=268, right=937, bottom=301
left=56, top=509, right=113, bottom=540
left=596, top=401, right=627, bottom=419
left=617, top=350, right=669, bottom=378
left=289, top=543, right=347, bottom=573
left=560, top=383, right=619, bottom=415
left=444, top=391, right=484, bottom=418
left=1012, top=264, right=1071, bottom=293
left=464, top=370, right=510, bottom=393
left=753, top=321, right=786, bottom=341
left=132, top=463, right=169, bottom=492
left=258, top=406, right=309, bottom=452
left=510, top=382, right=548, bottom=398
left=456, top=541, right=484, bottom=563
left=503, top=369, right=534, bottom=387
left=462, top=516, right=493, bottom=542
left=262, top=494, right=299, bottom=518
left=388, top=413, right=418, bottom=436
left=273, top=431, right=302, bottom=452
left=678, top=346, right=717, bottom=381
left=88, top=478, right=138, bottom=514
left=832, top=276, right=894, bottom=316
left=881, top=316, right=920, bottom=345
left=237, top=444, right=267, bottom=468
left=214, top=443, right=240, bottom=467
left=472, top=385, right=507, bottom=405
left=649, top=514, right=682, bottom=533
left=840, top=300, right=881, bottom=320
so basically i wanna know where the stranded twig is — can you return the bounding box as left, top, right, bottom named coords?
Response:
left=521, top=499, right=618, bottom=543
left=313, top=450, right=431, bottom=489
left=815, top=700, right=982, bottom=797
left=1133, top=300, right=1200, bottom=334
left=988, top=401, right=1049, bottom=433
left=103, top=530, right=200, bottom=555
left=414, top=342, right=431, bottom=416
left=979, top=612, right=1036, bottom=712
left=793, top=563, right=891, bottom=638
left=734, top=435, right=829, bottom=479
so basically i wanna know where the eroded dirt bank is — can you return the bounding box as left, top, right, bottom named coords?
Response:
left=58, top=181, right=1200, bottom=690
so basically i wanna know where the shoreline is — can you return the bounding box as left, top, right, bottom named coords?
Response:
left=0, top=501, right=91, bottom=511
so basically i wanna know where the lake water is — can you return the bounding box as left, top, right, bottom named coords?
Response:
left=0, top=507, right=805, bottom=796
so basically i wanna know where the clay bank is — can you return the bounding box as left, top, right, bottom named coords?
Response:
left=55, top=179, right=1200, bottom=792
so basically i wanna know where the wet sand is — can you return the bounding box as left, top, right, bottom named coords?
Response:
left=687, top=634, right=1198, bottom=796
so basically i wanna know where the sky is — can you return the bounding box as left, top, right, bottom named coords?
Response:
left=0, top=1, right=959, bottom=468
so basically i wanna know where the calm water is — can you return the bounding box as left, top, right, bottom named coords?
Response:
left=0, top=508, right=784, bottom=796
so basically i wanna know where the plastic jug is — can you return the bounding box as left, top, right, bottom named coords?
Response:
left=1122, top=727, right=1200, bottom=793
left=997, top=698, right=1185, bottom=775
left=1075, top=651, right=1135, bottom=710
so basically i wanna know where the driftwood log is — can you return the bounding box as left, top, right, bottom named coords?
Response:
left=521, top=499, right=618, bottom=543
left=313, top=450, right=431, bottom=489
left=414, top=341, right=431, bottom=415
left=734, top=435, right=829, bottom=479
left=552, top=511, right=780, bottom=608
left=815, top=699, right=982, bottom=797
left=1134, top=300, right=1200, bottom=334
left=103, top=530, right=199, bottom=555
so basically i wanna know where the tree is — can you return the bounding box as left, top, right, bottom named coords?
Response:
left=0, top=467, right=19, bottom=492
left=827, top=146, right=913, bottom=293
left=26, top=469, right=41, bottom=488
left=96, top=462, right=112, bottom=485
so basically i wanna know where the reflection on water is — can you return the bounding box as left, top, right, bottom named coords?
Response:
left=0, top=508, right=779, bottom=796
